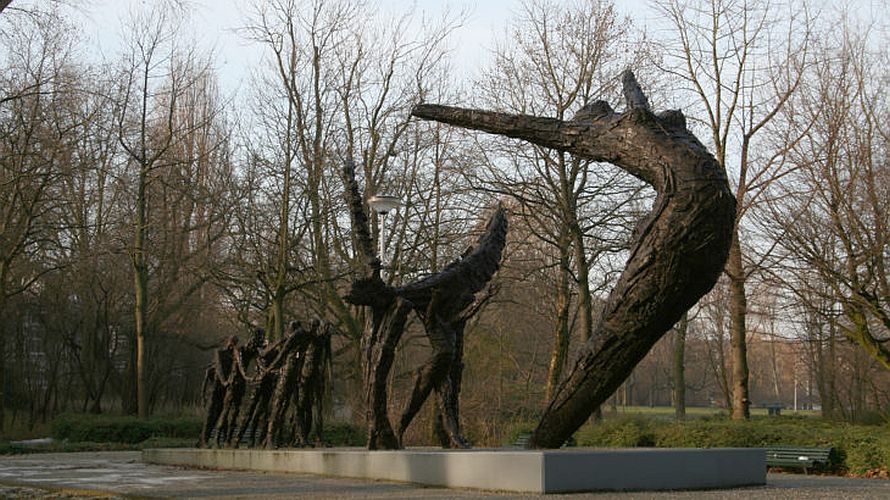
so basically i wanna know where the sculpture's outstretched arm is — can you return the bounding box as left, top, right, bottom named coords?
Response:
left=396, top=204, right=508, bottom=308
left=412, top=70, right=736, bottom=448
left=341, top=159, right=380, bottom=276
left=342, top=160, right=397, bottom=309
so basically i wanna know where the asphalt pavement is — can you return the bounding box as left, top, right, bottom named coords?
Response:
left=0, top=451, right=888, bottom=499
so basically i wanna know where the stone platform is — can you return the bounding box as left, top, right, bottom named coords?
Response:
left=143, top=447, right=765, bottom=494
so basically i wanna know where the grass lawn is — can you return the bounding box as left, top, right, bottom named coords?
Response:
left=607, top=405, right=821, bottom=419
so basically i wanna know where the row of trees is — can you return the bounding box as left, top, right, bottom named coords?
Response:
left=1, top=0, right=887, bottom=436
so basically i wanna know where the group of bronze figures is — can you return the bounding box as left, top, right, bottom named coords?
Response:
left=200, top=71, right=735, bottom=450
left=199, top=321, right=331, bottom=448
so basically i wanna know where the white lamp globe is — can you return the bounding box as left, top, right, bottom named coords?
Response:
left=368, top=195, right=400, bottom=214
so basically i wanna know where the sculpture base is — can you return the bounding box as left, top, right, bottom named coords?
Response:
left=143, top=447, right=764, bottom=494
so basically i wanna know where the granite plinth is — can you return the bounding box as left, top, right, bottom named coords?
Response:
left=142, top=447, right=765, bottom=494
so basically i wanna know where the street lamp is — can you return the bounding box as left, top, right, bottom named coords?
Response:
left=367, top=194, right=400, bottom=275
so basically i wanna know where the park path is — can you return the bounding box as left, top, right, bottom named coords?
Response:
left=1, top=451, right=889, bottom=499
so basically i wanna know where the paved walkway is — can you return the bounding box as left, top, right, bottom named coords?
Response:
left=0, top=451, right=888, bottom=499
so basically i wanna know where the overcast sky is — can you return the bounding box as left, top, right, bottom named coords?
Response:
left=70, top=0, right=888, bottom=98
left=72, top=0, right=656, bottom=96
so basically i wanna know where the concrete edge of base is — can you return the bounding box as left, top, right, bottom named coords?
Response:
left=143, top=447, right=766, bottom=494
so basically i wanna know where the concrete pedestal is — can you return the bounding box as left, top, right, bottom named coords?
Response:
left=143, top=447, right=765, bottom=494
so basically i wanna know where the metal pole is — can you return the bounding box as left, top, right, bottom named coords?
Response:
left=379, top=212, right=388, bottom=278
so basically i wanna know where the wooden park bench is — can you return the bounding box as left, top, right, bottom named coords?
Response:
left=765, top=446, right=833, bottom=473
left=765, top=403, right=784, bottom=416
left=512, top=432, right=531, bottom=448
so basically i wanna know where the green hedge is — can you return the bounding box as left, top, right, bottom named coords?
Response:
left=51, top=413, right=201, bottom=444
left=0, top=437, right=195, bottom=455
left=323, top=423, right=366, bottom=447
left=571, top=415, right=890, bottom=474
left=49, top=413, right=364, bottom=448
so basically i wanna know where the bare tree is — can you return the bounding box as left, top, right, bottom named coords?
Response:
left=653, top=0, right=811, bottom=419
left=473, top=0, right=647, bottom=403
left=699, top=278, right=733, bottom=407
left=113, top=3, right=230, bottom=416
left=0, top=1, right=83, bottom=17
left=232, top=0, right=460, bottom=344
left=766, top=18, right=890, bottom=372
left=50, top=59, right=126, bottom=414
left=0, top=7, right=74, bottom=429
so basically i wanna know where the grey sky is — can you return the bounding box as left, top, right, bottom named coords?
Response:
left=72, top=0, right=888, bottom=97
left=75, top=0, right=652, bottom=95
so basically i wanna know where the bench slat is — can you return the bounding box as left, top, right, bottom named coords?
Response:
left=765, top=446, right=833, bottom=471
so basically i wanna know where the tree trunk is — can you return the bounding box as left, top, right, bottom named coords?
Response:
left=844, top=300, right=890, bottom=370
left=573, top=219, right=602, bottom=422
left=0, top=298, right=5, bottom=431
left=545, top=242, right=572, bottom=402
left=134, top=166, right=149, bottom=419
left=0, top=272, right=8, bottom=430
left=267, top=289, right=285, bottom=341
left=673, top=313, right=687, bottom=420
left=728, top=234, right=750, bottom=419
left=413, top=71, right=735, bottom=448
left=824, top=314, right=838, bottom=418
left=569, top=212, right=594, bottom=343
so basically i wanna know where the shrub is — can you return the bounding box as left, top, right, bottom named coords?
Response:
left=834, top=425, right=890, bottom=474
left=322, top=423, right=366, bottom=447
left=0, top=441, right=27, bottom=455
left=575, top=417, right=654, bottom=447
left=500, top=422, right=535, bottom=447
left=572, top=414, right=890, bottom=474
left=51, top=413, right=201, bottom=444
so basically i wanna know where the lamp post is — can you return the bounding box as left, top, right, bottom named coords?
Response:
left=367, top=195, right=400, bottom=277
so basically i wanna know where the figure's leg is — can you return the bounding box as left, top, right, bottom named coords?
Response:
left=312, top=388, right=325, bottom=445
left=396, top=316, right=456, bottom=444
left=217, top=387, right=236, bottom=447
left=238, top=374, right=275, bottom=447
left=224, top=383, right=246, bottom=447
left=432, top=411, right=450, bottom=448
left=292, top=349, right=311, bottom=446
left=264, top=355, right=302, bottom=449
left=294, top=333, right=324, bottom=446
left=236, top=385, right=261, bottom=446
left=200, top=385, right=225, bottom=448
left=363, top=298, right=410, bottom=450
left=434, top=320, right=469, bottom=448
left=253, top=390, right=273, bottom=446
left=293, top=373, right=313, bottom=446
